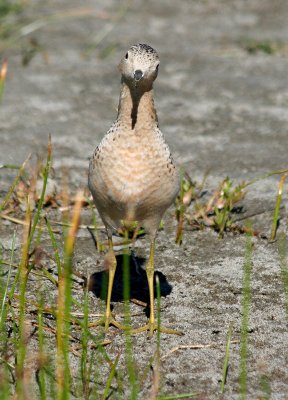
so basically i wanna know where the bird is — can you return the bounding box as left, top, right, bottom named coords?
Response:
left=88, top=43, right=181, bottom=336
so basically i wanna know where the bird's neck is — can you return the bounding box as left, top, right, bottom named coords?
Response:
left=116, top=82, right=158, bottom=130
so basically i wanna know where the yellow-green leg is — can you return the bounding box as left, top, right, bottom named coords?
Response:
left=95, top=234, right=127, bottom=331
left=131, top=239, right=183, bottom=337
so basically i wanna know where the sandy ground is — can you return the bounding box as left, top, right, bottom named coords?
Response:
left=1, top=0, right=288, bottom=398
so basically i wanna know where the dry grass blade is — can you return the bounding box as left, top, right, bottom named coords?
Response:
left=243, top=168, right=288, bottom=188
left=0, top=213, right=98, bottom=235
left=161, top=340, right=239, bottom=360
left=64, top=191, right=84, bottom=256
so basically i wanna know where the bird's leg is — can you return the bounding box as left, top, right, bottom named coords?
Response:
left=94, top=234, right=127, bottom=331
left=104, top=236, right=117, bottom=329
left=131, top=238, right=183, bottom=337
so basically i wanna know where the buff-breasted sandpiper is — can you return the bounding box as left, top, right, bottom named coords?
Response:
left=88, top=43, right=180, bottom=336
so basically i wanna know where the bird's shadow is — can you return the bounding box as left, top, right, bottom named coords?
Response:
left=88, top=254, right=172, bottom=318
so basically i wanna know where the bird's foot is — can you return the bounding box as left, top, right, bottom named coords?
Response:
left=93, top=313, right=128, bottom=332
left=130, top=321, right=183, bottom=337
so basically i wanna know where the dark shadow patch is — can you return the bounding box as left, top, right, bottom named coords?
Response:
left=88, top=254, right=173, bottom=317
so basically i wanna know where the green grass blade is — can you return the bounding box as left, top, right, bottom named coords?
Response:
left=0, top=248, right=21, bottom=334
left=152, top=275, right=161, bottom=398
left=278, top=233, right=288, bottom=318
left=80, top=287, right=89, bottom=397
left=156, top=274, right=161, bottom=356
left=27, top=136, right=52, bottom=249
left=15, top=197, right=32, bottom=397
left=0, top=231, right=16, bottom=325
left=56, top=191, right=83, bottom=399
left=0, top=239, right=17, bottom=399
left=220, top=323, right=233, bottom=393
left=123, top=232, right=138, bottom=399
left=101, top=354, right=120, bottom=400
left=0, top=231, right=17, bottom=399
left=270, top=174, right=287, bottom=241
left=37, top=296, right=47, bottom=400
left=239, top=229, right=253, bottom=399
left=45, top=217, right=62, bottom=276
left=0, top=163, right=21, bottom=169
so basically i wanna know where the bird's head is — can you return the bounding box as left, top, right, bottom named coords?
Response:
left=118, top=43, right=160, bottom=91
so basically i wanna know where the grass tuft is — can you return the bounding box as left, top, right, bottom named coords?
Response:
left=244, top=40, right=276, bottom=54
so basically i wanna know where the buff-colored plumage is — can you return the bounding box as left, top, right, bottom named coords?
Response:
left=88, top=44, right=181, bottom=335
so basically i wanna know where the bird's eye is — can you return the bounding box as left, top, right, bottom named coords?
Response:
left=125, top=52, right=129, bottom=60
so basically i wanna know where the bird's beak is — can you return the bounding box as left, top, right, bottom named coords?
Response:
left=134, top=69, right=144, bottom=81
